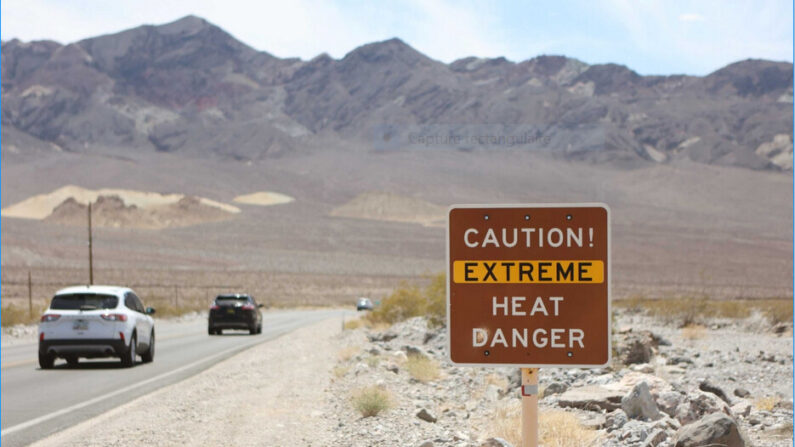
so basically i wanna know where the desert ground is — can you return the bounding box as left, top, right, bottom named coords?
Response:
left=2, top=149, right=791, bottom=313
left=19, top=307, right=792, bottom=447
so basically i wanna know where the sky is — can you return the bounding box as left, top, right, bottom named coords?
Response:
left=1, top=0, right=792, bottom=75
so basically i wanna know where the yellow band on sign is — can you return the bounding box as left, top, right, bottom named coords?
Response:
left=453, top=260, right=604, bottom=284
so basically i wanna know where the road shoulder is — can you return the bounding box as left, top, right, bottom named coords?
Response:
left=32, top=317, right=340, bottom=447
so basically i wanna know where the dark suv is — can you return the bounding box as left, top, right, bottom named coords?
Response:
left=208, top=294, right=263, bottom=335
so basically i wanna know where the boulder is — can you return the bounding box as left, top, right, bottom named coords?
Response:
left=730, top=400, right=752, bottom=418
left=657, top=391, right=684, bottom=417
left=622, top=381, right=662, bottom=420
left=542, top=381, right=568, bottom=398
left=605, top=409, right=628, bottom=431
left=615, top=331, right=656, bottom=364
left=630, top=363, right=655, bottom=373
left=368, top=331, right=398, bottom=342
left=699, top=379, right=730, bottom=404
left=558, top=385, right=624, bottom=411
left=643, top=428, right=668, bottom=447
left=403, top=345, right=430, bottom=359
left=733, top=388, right=750, bottom=398
left=480, top=438, right=513, bottom=447
left=674, top=413, right=747, bottom=447
left=416, top=408, right=437, bottom=423
left=674, top=391, right=731, bottom=426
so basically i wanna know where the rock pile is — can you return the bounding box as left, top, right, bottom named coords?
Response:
left=325, top=312, right=793, bottom=447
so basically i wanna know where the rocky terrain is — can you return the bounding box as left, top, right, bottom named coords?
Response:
left=1, top=15, right=792, bottom=170
left=14, top=307, right=792, bottom=446
left=327, top=311, right=793, bottom=446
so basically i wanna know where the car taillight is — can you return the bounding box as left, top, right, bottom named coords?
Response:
left=210, top=305, right=220, bottom=310
left=40, top=314, right=61, bottom=322
left=241, top=304, right=255, bottom=310
left=40, top=333, right=45, bottom=341
left=119, top=332, right=125, bottom=342
left=100, top=313, right=127, bottom=322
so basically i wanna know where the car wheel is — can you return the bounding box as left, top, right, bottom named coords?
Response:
left=257, top=325, right=262, bottom=334
left=121, top=333, right=136, bottom=367
left=208, top=327, right=215, bottom=335
left=216, top=329, right=223, bottom=335
left=141, top=331, right=155, bottom=363
left=249, top=326, right=257, bottom=335
left=65, top=355, right=79, bottom=367
left=38, top=352, right=55, bottom=369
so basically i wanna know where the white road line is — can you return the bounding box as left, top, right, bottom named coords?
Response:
left=1, top=331, right=205, bottom=370
left=1, top=336, right=269, bottom=438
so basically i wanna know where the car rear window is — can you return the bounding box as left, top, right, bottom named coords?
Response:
left=215, top=296, right=250, bottom=304
left=51, top=294, right=118, bottom=310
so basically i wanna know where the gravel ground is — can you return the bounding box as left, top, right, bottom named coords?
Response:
left=31, top=317, right=340, bottom=447
left=25, top=309, right=794, bottom=447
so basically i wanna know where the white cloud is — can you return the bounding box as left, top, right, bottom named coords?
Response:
left=678, top=13, right=705, bottom=22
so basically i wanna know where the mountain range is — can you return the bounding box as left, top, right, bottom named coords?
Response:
left=1, top=15, right=793, bottom=170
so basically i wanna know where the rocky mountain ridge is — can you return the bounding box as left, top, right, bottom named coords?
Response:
left=2, top=15, right=792, bottom=170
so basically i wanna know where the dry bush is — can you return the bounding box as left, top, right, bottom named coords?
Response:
left=486, top=405, right=598, bottom=447
left=489, top=404, right=522, bottom=445
left=424, top=273, right=446, bottom=327
left=763, top=300, right=793, bottom=325
left=614, top=297, right=792, bottom=326
left=484, top=373, right=508, bottom=389
left=405, top=354, right=440, bottom=382
left=332, top=366, right=350, bottom=379
left=351, top=386, right=392, bottom=417
left=337, top=346, right=360, bottom=362
left=754, top=396, right=780, bottom=411
left=366, top=355, right=380, bottom=367
left=540, top=411, right=600, bottom=447
left=681, top=324, right=707, bottom=340
left=366, top=272, right=446, bottom=327
left=1, top=303, right=47, bottom=327
left=343, top=318, right=364, bottom=330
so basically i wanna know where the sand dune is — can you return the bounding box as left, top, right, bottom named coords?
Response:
left=233, top=191, right=294, bottom=206
left=1, top=185, right=240, bottom=220
left=330, top=192, right=446, bottom=227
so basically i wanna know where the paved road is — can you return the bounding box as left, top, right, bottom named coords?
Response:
left=1, top=309, right=347, bottom=447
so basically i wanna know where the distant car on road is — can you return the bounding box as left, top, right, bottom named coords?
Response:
left=356, top=297, right=374, bottom=311
left=38, top=285, right=156, bottom=369
left=208, top=294, right=263, bottom=335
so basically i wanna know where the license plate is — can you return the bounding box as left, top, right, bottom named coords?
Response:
left=73, top=320, right=88, bottom=331
left=226, top=308, right=235, bottom=315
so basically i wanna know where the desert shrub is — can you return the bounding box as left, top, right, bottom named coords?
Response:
left=366, top=272, right=446, bottom=327
left=754, top=396, right=780, bottom=411
left=763, top=300, right=793, bottom=325
left=540, top=411, right=600, bottom=446
left=332, top=366, right=350, bottom=378
left=681, top=324, right=707, bottom=340
left=487, top=405, right=598, bottom=447
left=337, top=346, right=360, bottom=362
left=351, top=386, right=392, bottom=417
left=424, top=273, right=446, bottom=327
left=405, top=354, right=440, bottom=382
left=1, top=303, right=46, bottom=327
left=614, top=297, right=792, bottom=326
left=343, top=318, right=364, bottom=330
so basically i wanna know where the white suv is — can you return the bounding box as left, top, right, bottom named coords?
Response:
left=38, top=285, right=156, bottom=369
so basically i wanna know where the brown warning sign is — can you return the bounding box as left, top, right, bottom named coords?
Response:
left=447, top=204, right=610, bottom=367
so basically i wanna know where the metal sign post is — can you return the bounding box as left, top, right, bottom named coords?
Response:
left=521, top=368, right=539, bottom=447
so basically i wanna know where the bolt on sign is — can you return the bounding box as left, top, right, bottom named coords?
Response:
left=447, top=204, right=610, bottom=367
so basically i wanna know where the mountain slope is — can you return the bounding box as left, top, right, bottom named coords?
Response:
left=1, top=16, right=792, bottom=170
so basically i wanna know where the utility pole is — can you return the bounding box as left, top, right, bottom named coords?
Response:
left=27, top=270, right=33, bottom=318
left=88, top=202, right=94, bottom=285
